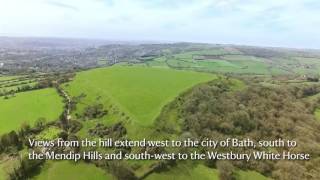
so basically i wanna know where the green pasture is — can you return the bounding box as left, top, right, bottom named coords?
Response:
left=0, top=82, right=37, bottom=92
left=32, top=161, right=113, bottom=180
left=145, top=164, right=219, bottom=180
left=142, top=50, right=320, bottom=75
left=0, top=76, right=20, bottom=81
left=237, top=170, right=271, bottom=180
left=64, top=66, right=215, bottom=126
left=0, top=88, right=64, bottom=135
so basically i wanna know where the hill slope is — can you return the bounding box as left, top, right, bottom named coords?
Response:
left=64, top=66, right=215, bottom=126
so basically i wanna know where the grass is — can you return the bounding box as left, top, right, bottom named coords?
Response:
left=315, top=109, right=320, bottom=121
left=145, top=57, right=169, bottom=68
left=141, top=50, right=320, bottom=75
left=36, top=126, right=62, bottom=140
left=0, top=167, right=4, bottom=180
left=0, top=82, right=37, bottom=92
left=236, top=170, right=271, bottom=180
left=145, top=164, right=219, bottom=180
left=0, top=75, right=20, bottom=81
left=0, top=156, right=20, bottom=180
left=64, top=66, right=215, bottom=126
left=0, top=168, right=4, bottom=180
left=0, top=88, right=64, bottom=135
left=160, top=53, right=274, bottom=75
left=98, top=59, right=108, bottom=66
left=32, top=161, right=114, bottom=180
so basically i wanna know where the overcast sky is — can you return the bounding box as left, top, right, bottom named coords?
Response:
left=0, top=0, right=319, bottom=48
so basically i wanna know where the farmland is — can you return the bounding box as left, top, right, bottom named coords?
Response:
left=142, top=48, right=320, bottom=76
left=237, top=170, right=270, bottom=180
left=145, top=164, right=219, bottom=180
left=145, top=163, right=269, bottom=180
left=32, top=161, right=114, bottom=180
left=0, top=76, right=20, bottom=81
left=0, top=88, right=64, bottom=135
left=0, top=75, right=44, bottom=94
left=0, top=40, right=319, bottom=180
left=64, top=66, right=215, bottom=126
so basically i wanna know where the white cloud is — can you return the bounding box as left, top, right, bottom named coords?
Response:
left=0, top=0, right=319, bottom=48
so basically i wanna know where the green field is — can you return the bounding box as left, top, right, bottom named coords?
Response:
left=237, top=170, right=271, bottom=180
left=32, top=161, right=114, bottom=180
left=0, top=88, right=64, bottom=135
left=0, top=82, right=37, bottom=92
left=0, top=76, right=20, bottom=81
left=146, top=164, right=219, bottom=180
left=1, top=56, right=316, bottom=179
left=36, top=126, right=62, bottom=140
left=158, top=53, right=277, bottom=75
left=65, top=66, right=215, bottom=126
left=0, top=75, right=40, bottom=93
left=140, top=49, right=320, bottom=76
left=146, top=166, right=270, bottom=180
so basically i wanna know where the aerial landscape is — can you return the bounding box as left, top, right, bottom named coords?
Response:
left=0, top=37, right=319, bottom=180
left=1, top=0, right=320, bottom=179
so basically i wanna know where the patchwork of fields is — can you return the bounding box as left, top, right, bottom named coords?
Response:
left=0, top=50, right=319, bottom=179
left=0, top=75, right=44, bottom=94
left=142, top=48, right=320, bottom=76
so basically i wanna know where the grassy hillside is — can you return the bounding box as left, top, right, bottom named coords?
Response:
left=0, top=88, right=64, bottom=135
left=1, top=43, right=320, bottom=180
left=237, top=170, right=271, bottom=180
left=65, top=66, right=215, bottom=126
left=145, top=164, right=219, bottom=180
left=32, top=161, right=114, bottom=180
left=145, top=164, right=270, bottom=180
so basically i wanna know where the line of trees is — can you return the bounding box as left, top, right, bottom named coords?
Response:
left=0, top=73, right=75, bottom=98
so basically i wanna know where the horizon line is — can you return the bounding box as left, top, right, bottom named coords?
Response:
left=0, top=35, right=319, bottom=51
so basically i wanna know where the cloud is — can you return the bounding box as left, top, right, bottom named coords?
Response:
left=0, top=0, right=319, bottom=48
left=46, top=1, right=79, bottom=11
